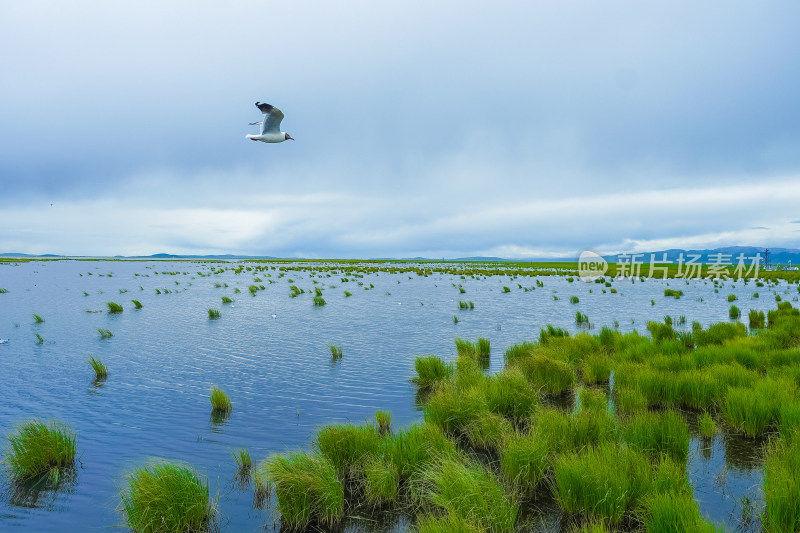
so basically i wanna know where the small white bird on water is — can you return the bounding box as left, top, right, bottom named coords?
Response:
left=246, top=102, right=294, bottom=143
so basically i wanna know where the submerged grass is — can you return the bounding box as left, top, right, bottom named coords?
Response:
left=4, top=420, right=77, bottom=481
left=121, top=462, right=215, bottom=533
left=98, top=328, right=113, bottom=339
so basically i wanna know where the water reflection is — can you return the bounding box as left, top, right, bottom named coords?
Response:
left=4, top=468, right=77, bottom=510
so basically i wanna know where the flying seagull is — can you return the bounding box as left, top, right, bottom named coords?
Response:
left=246, top=102, right=294, bottom=143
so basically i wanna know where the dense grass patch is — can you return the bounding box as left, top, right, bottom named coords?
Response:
left=121, top=462, right=215, bottom=533
left=264, top=452, right=344, bottom=529
left=643, top=491, right=720, bottom=533
left=517, top=356, right=576, bottom=395
left=764, top=436, right=800, bottom=532
left=329, top=344, right=343, bottom=359
left=420, top=458, right=518, bottom=532
left=554, top=442, right=651, bottom=523
left=4, top=420, right=77, bottom=481
left=412, top=356, right=454, bottom=388
left=315, top=424, right=382, bottom=476
left=620, top=410, right=689, bottom=461
left=664, top=289, right=683, bottom=298
left=699, top=412, right=715, bottom=438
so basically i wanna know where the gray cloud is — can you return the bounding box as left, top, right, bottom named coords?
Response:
left=2, top=1, right=800, bottom=255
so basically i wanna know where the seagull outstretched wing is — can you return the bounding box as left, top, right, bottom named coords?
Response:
left=255, top=102, right=285, bottom=135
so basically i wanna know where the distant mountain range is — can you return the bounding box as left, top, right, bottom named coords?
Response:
left=2, top=246, right=798, bottom=264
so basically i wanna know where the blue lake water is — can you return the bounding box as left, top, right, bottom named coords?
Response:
left=0, top=260, right=792, bottom=531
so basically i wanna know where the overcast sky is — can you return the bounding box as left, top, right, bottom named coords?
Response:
left=2, top=1, right=799, bottom=257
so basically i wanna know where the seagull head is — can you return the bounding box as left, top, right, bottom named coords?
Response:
left=285, top=133, right=295, bottom=141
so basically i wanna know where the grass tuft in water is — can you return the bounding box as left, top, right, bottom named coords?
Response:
left=34, top=333, right=44, bottom=345
left=210, top=386, right=232, bottom=413
left=329, top=344, right=343, bottom=359
left=729, top=305, right=741, bottom=319
left=749, top=309, right=765, bottom=328
left=98, top=328, right=113, bottom=339
left=315, top=424, right=382, bottom=476
left=33, top=313, right=44, bottom=323
left=313, top=296, right=327, bottom=306
left=208, top=308, right=220, bottom=320
left=233, top=448, right=253, bottom=477
left=4, top=420, right=77, bottom=481
left=107, top=301, right=123, bottom=313
left=620, top=410, right=689, bottom=461
left=121, top=462, right=215, bottom=533
left=221, top=296, right=233, bottom=304
left=570, top=295, right=580, bottom=304
left=264, top=452, right=344, bottom=529
left=89, top=355, right=107, bottom=379
left=131, top=299, right=142, bottom=309
left=699, top=412, right=715, bottom=438
left=664, top=289, right=684, bottom=298
left=420, top=457, right=518, bottom=532
left=375, top=410, right=391, bottom=435
left=412, top=356, right=454, bottom=388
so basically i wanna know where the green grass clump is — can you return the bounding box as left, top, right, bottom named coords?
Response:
left=0, top=288, right=7, bottom=293
left=208, top=308, right=220, bottom=319
left=221, top=296, right=233, bottom=304
left=131, top=299, right=142, bottom=309
left=464, top=410, right=514, bottom=451
left=483, top=368, right=539, bottom=421
left=363, top=456, right=399, bottom=506
left=570, top=295, right=580, bottom=304
left=518, top=356, right=576, bottom=395
left=315, top=424, right=382, bottom=476
left=583, top=354, right=612, bottom=383
left=502, top=286, right=511, bottom=293
left=344, top=290, right=352, bottom=297
left=764, top=436, right=800, bottom=532
left=121, top=462, right=215, bottom=533
left=313, top=296, right=326, bottom=306
left=97, top=328, right=113, bottom=339
left=417, top=513, right=480, bottom=533
left=386, top=423, right=459, bottom=481
left=723, top=379, right=790, bottom=437
left=643, top=491, right=720, bottom=533
left=264, top=452, right=344, bottom=529
left=576, top=387, right=607, bottom=413
left=33, top=313, right=44, bottom=323
left=664, top=289, right=684, bottom=298
left=749, top=309, right=765, bottom=328
left=34, top=333, right=44, bottom=345
left=620, top=410, right=689, bottom=461
left=4, top=420, right=77, bottom=481
left=699, top=412, right=715, bottom=438
left=210, top=386, right=232, bottom=413
left=329, top=344, right=343, bottom=359
left=476, top=337, right=490, bottom=358
left=458, top=300, right=474, bottom=309
left=375, top=411, right=391, bottom=435
left=727, top=294, right=738, bottom=302
left=289, top=285, right=303, bottom=297
left=234, top=448, right=252, bottom=472
left=729, top=305, right=741, bottom=319
left=553, top=442, right=651, bottom=523
left=107, top=301, right=123, bottom=313
left=421, top=458, right=518, bottom=532
left=500, top=431, right=550, bottom=491
left=413, top=356, right=454, bottom=387
left=89, top=355, right=107, bottom=379
left=576, top=311, right=589, bottom=325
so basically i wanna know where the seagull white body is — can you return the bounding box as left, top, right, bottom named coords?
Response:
left=246, top=102, right=294, bottom=143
